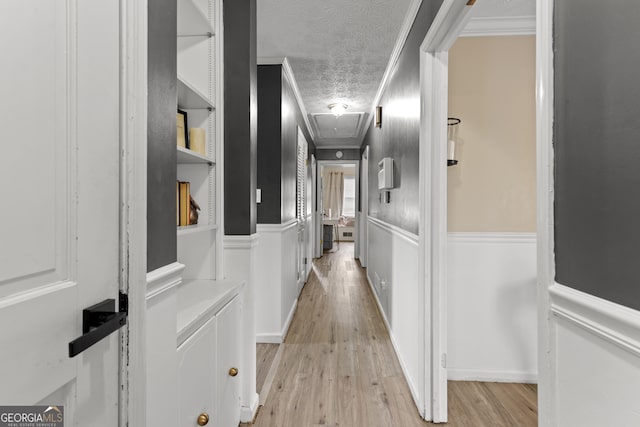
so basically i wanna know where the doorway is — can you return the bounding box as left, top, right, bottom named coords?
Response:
left=317, top=161, right=360, bottom=258
left=419, top=1, right=538, bottom=422
left=446, top=33, right=538, bottom=389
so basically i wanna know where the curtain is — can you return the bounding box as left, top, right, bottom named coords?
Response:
left=323, top=171, right=344, bottom=218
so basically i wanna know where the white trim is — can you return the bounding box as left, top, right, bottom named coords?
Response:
left=366, top=274, right=422, bottom=414
left=447, top=232, right=536, bottom=244
left=281, top=298, right=297, bottom=342
left=550, top=283, right=640, bottom=359
left=419, top=1, right=474, bottom=422
left=241, top=393, right=260, bottom=424
left=461, top=15, right=536, bottom=37
left=224, top=233, right=260, bottom=249
left=146, top=262, right=185, bottom=300
left=119, top=0, right=148, bottom=423
left=360, top=0, right=424, bottom=145
left=448, top=369, right=538, bottom=383
left=256, top=218, right=298, bottom=234
left=256, top=299, right=298, bottom=344
left=536, top=0, right=554, bottom=425
left=214, top=0, right=225, bottom=280
left=258, top=56, right=316, bottom=142
left=367, top=216, right=418, bottom=246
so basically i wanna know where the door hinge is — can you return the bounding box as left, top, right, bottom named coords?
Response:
left=441, top=353, right=447, bottom=368
left=119, top=291, right=129, bottom=315
left=304, top=257, right=308, bottom=265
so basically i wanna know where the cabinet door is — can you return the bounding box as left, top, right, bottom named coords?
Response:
left=216, top=297, right=241, bottom=427
left=178, top=316, right=217, bottom=427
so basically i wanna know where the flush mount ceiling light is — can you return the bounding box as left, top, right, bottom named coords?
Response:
left=328, top=103, right=348, bottom=117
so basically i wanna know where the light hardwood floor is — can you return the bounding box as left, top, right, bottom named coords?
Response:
left=245, top=243, right=537, bottom=426
left=257, top=343, right=279, bottom=393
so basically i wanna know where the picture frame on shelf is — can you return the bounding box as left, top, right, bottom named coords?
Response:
left=177, top=109, right=189, bottom=148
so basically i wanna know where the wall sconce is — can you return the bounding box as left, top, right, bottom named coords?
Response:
left=328, top=103, right=348, bottom=117
left=447, top=117, right=461, bottom=166
left=375, top=106, right=382, bottom=128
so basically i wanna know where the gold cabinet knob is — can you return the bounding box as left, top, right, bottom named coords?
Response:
left=197, top=412, right=209, bottom=426
left=229, top=367, right=239, bottom=377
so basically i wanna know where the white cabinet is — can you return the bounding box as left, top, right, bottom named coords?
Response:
left=215, top=297, right=241, bottom=426
left=178, top=316, right=217, bottom=427
left=176, top=281, right=243, bottom=427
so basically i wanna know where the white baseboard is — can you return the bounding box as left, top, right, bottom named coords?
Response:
left=240, top=392, right=260, bottom=423
left=256, top=299, right=298, bottom=344
left=448, top=369, right=537, bottom=383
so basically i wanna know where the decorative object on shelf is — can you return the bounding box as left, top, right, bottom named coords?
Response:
left=177, top=181, right=191, bottom=226
left=189, top=128, right=206, bottom=155
left=375, top=106, right=382, bottom=128
left=189, top=195, right=200, bottom=225
left=447, top=117, right=461, bottom=166
left=328, top=103, right=348, bottom=117
left=177, top=109, right=189, bottom=148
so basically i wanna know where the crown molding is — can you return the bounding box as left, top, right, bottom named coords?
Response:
left=460, top=15, right=535, bottom=37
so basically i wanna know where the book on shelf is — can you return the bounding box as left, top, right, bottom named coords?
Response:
left=177, top=181, right=191, bottom=227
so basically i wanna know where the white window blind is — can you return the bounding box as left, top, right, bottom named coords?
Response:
left=342, top=176, right=356, bottom=217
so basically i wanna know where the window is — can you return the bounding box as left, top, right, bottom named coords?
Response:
left=342, top=176, right=356, bottom=217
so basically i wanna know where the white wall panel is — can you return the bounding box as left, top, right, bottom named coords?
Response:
left=551, top=284, right=640, bottom=426
left=447, top=233, right=537, bottom=382
left=367, top=217, right=423, bottom=411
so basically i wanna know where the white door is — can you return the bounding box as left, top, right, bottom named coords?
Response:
left=0, top=1, right=122, bottom=425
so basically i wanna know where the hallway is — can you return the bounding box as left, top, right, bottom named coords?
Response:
left=249, top=243, right=537, bottom=426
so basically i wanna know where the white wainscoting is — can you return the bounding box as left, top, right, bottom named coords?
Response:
left=447, top=233, right=537, bottom=382
left=146, top=262, right=184, bottom=427
left=223, top=233, right=261, bottom=422
left=550, top=283, right=640, bottom=426
left=367, top=217, right=423, bottom=412
left=255, top=220, right=299, bottom=343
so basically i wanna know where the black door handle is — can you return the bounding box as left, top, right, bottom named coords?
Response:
left=68, top=296, right=127, bottom=358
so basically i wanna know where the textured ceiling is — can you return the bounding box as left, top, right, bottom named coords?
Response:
left=257, top=0, right=535, bottom=149
left=257, top=0, right=413, bottom=148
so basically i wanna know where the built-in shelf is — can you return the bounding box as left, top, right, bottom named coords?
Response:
left=177, top=223, right=217, bottom=236
left=177, top=0, right=213, bottom=37
left=177, top=76, right=214, bottom=110
left=177, top=146, right=214, bottom=164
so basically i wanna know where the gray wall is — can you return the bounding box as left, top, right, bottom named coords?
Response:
left=257, top=65, right=282, bottom=224
left=147, top=0, right=177, bottom=272
left=554, top=1, right=640, bottom=311
left=257, top=64, right=315, bottom=224
left=224, top=0, right=257, bottom=235
left=360, top=0, right=444, bottom=235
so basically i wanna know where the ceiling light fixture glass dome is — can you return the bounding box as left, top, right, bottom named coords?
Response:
left=328, top=103, right=348, bottom=117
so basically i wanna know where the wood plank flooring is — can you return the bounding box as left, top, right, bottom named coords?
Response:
left=245, top=243, right=537, bottom=427
left=257, top=343, right=279, bottom=393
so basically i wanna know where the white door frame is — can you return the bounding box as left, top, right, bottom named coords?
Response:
left=360, top=146, right=369, bottom=267
left=421, top=0, right=552, bottom=424
left=418, top=0, right=473, bottom=422
left=119, top=0, right=149, bottom=424
left=317, top=160, right=360, bottom=254
left=536, top=0, right=554, bottom=424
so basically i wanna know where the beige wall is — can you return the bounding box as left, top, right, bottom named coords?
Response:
left=447, top=36, right=536, bottom=232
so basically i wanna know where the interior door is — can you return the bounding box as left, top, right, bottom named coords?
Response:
left=0, top=1, right=122, bottom=425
